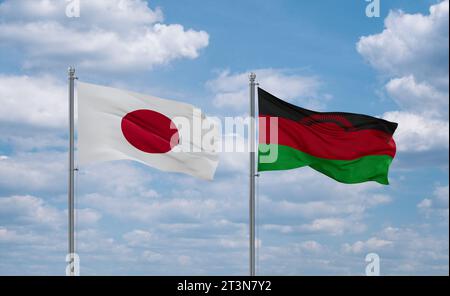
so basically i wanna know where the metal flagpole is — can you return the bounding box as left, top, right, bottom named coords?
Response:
left=68, top=67, right=76, bottom=276
left=249, top=73, right=256, bottom=276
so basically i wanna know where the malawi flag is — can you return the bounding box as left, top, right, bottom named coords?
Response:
left=258, top=88, right=398, bottom=185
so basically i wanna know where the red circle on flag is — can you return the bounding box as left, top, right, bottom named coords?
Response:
left=121, top=109, right=179, bottom=154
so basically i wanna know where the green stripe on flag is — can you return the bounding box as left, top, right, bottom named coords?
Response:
left=258, top=144, right=393, bottom=185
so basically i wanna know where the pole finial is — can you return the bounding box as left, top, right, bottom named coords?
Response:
left=249, top=72, right=256, bottom=82
left=68, top=66, right=75, bottom=77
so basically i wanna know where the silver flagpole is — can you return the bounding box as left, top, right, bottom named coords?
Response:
left=68, top=67, right=76, bottom=276
left=249, top=73, right=256, bottom=276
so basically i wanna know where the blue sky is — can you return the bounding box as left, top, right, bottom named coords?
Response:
left=0, top=0, right=448, bottom=275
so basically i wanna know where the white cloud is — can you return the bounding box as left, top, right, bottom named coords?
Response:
left=357, top=0, right=449, bottom=79
left=253, top=170, right=395, bottom=238
left=82, top=193, right=221, bottom=223
left=0, top=227, right=39, bottom=243
left=206, top=69, right=328, bottom=111
left=0, top=131, right=67, bottom=152
left=123, top=229, right=153, bottom=247
left=76, top=208, right=102, bottom=226
left=218, top=237, right=249, bottom=249
left=76, top=229, right=133, bottom=260
left=0, top=195, right=63, bottom=227
left=78, top=161, right=157, bottom=198
left=418, top=185, right=449, bottom=220
left=365, top=194, right=392, bottom=207
left=260, top=198, right=364, bottom=220
left=343, top=237, right=393, bottom=254
left=417, top=198, right=433, bottom=210
left=77, top=163, right=248, bottom=225
left=386, top=75, right=448, bottom=118
left=298, top=240, right=323, bottom=252
left=142, top=250, right=163, bottom=262
left=0, top=0, right=163, bottom=26
left=0, top=75, right=66, bottom=128
left=383, top=111, right=449, bottom=152
left=299, top=218, right=366, bottom=236
left=0, top=195, right=100, bottom=228
left=263, top=218, right=366, bottom=236
left=217, top=133, right=249, bottom=173
left=434, top=185, right=449, bottom=208
left=357, top=0, right=449, bottom=153
left=0, top=0, right=209, bottom=71
left=0, top=75, right=70, bottom=155
left=340, top=226, right=448, bottom=274
left=380, top=226, right=448, bottom=273
left=262, top=224, right=295, bottom=234
left=259, top=170, right=392, bottom=212
left=0, top=151, right=66, bottom=193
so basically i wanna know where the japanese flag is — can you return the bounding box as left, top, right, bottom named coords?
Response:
left=77, top=82, right=219, bottom=180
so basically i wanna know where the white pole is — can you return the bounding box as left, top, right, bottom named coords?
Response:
left=68, top=67, right=76, bottom=276
left=249, top=73, right=256, bottom=276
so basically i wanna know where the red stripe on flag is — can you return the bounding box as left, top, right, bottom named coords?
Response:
left=259, top=115, right=396, bottom=160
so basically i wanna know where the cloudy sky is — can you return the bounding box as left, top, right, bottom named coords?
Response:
left=0, top=0, right=448, bottom=275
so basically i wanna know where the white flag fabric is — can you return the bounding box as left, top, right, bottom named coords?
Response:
left=77, top=81, right=219, bottom=180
